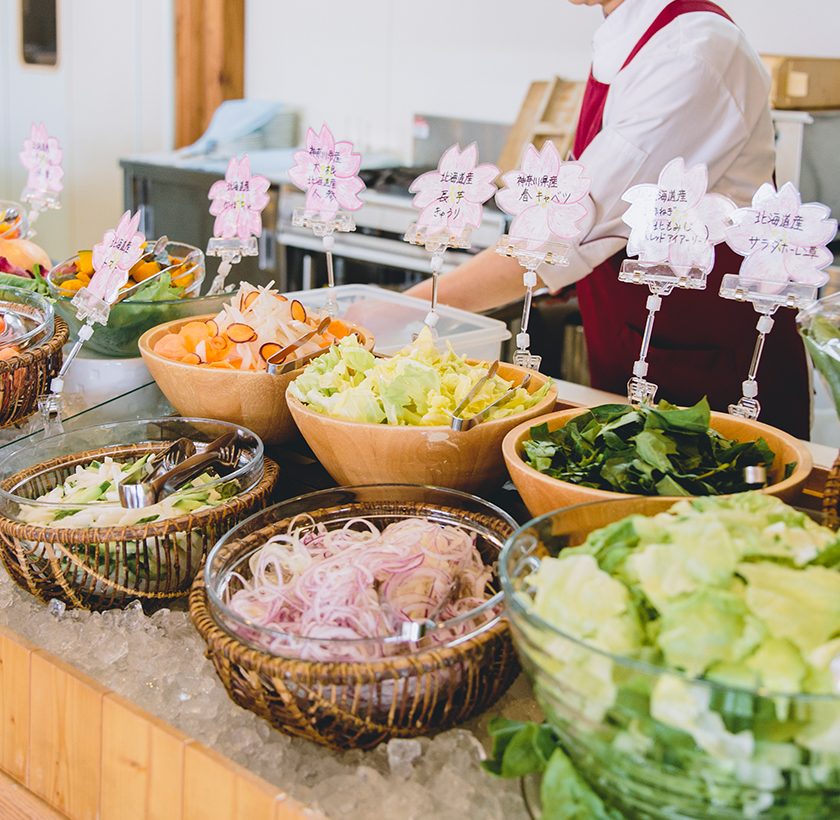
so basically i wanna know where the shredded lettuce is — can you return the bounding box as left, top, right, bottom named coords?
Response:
left=288, top=325, right=550, bottom=425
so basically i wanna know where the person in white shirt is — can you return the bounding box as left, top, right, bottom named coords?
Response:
left=406, top=0, right=811, bottom=438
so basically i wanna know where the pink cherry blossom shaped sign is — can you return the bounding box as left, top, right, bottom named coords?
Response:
left=409, top=143, right=499, bottom=239
left=495, top=142, right=590, bottom=251
left=725, top=181, right=838, bottom=294
left=19, top=122, right=65, bottom=193
left=208, top=155, right=270, bottom=242
left=621, top=157, right=735, bottom=274
left=87, top=210, right=146, bottom=305
left=288, top=124, right=365, bottom=223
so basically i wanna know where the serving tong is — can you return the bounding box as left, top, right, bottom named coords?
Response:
left=113, top=238, right=201, bottom=303
left=265, top=315, right=332, bottom=375
left=380, top=577, right=462, bottom=642
left=117, top=431, right=240, bottom=509
left=449, top=361, right=532, bottom=431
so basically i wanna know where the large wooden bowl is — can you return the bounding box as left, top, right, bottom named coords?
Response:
left=139, top=315, right=374, bottom=445
left=286, top=363, right=557, bottom=495
left=503, top=407, right=813, bottom=519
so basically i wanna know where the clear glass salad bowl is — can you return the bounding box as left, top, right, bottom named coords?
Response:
left=0, top=200, right=28, bottom=240
left=500, top=496, right=840, bottom=820
left=0, top=284, right=55, bottom=351
left=47, top=242, right=226, bottom=358
left=191, top=484, right=523, bottom=749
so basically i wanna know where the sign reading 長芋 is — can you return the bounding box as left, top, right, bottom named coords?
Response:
left=208, top=155, right=271, bottom=241
left=621, top=157, right=735, bottom=275
left=288, top=124, right=365, bottom=223
left=494, top=142, right=590, bottom=251
left=409, top=143, right=499, bottom=239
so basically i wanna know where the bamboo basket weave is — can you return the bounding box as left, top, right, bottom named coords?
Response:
left=822, top=455, right=840, bottom=518
left=0, top=446, right=279, bottom=610
left=0, top=316, right=68, bottom=428
left=189, top=487, right=522, bottom=750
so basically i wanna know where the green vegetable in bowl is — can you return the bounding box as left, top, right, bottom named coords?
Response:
left=288, top=325, right=550, bottom=426
left=522, top=397, right=777, bottom=496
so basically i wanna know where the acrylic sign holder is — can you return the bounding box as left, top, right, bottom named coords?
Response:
left=288, top=125, right=365, bottom=317
left=206, top=155, right=270, bottom=295
left=404, top=143, right=500, bottom=339
left=19, top=123, right=64, bottom=237
left=721, top=181, right=838, bottom=421
left=494, top=142, right=590, bottom=370
left=37, top=211, right=146, bottom=435
left=618, top=158, right=736, bottom=404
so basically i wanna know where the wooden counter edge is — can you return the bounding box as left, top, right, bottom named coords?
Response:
left=0, top=635, right=323, bottom=820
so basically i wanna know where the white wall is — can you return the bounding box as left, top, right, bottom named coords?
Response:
left=245, top=0, right=840, bottom=163
left=0, top=0, right=174, bottom=263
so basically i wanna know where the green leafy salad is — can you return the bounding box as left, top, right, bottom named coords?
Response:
left=288, top=325, right=550, bottom=425
left=523, top=397, right=780, bottom=496
left=487, top=493, right=840, bottom=819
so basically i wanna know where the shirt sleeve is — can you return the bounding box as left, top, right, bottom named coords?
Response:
left=538, top=33, right=766, bottom=293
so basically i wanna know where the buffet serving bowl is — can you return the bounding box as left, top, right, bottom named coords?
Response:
left=501, top=496, right=840, bottom=820
left=139, top=315, right=375, bottom=445
left=502, top=406, right=813, bottom=518
left=190, top=484, right=521, bottom=750
left=0, top=200, right=27, bottom=239
left=47, top=243, right=223, bottom=358
left=0, top=417, right=278, bottom=610
left=286, top=362, right=557, bottom=495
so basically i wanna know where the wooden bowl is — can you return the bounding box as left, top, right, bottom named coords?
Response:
left=502, top=407, right=813, bottom=519
left=286, top=363, right=557, bottom=495
left=139, top=315, right=375, bottom=445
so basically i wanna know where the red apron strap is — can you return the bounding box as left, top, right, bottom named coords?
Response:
left=622, top=1, right=734, bottom=69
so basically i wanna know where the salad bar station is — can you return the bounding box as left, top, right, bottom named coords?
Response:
left=1, top=119, right=840, bottom=820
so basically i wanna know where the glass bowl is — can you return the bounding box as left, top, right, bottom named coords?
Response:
left=0, top=200, right=28, bottom=239
left=0, top=284, right=55, bottom=352
left=47, top=242, right=229, bottom=358
left=191, top=484, right=523, bottom=749
left=501, top=496, right=840, bottom=820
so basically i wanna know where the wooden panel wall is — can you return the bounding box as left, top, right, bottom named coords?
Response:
left=175, top=0, right=246, bottom=148
left=0, top=623, right=318, bottom=820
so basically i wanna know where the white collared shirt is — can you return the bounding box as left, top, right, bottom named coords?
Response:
left=538, top=0, right=775, bottom=292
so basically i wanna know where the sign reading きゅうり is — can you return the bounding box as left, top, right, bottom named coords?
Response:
left=208, top=155, right=271, bottom=241
left=621, top=157, right=735, bottom=278
left=86, top=210, right=146, bottom=306
left=19, top=122, right=65, bottom=194
left=288, top=124, right=365, bottom=223
left=408, top=143, right=499, bottom=239
left=494, top=141, right=590, bottom=251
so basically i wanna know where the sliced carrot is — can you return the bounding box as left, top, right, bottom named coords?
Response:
left=290, top=300, right=307, bottom=323
left=260, top=342, right=283, bottom=361
left=241, top=290, right=260, bottom=311
left=179, top=321, right=212, bottom=352
left=153, top=333, right=190, bottom=360
left=205, top=319, right=219, bottom=336
left=327, top=319, right=350, bottom=339
left=181, top=352, right=201, bottom=365
left=205, top=334, right=233, bottom=362
left=226, top=323, right=257, bottom=344
left=201, top=360, right=236, bottom=369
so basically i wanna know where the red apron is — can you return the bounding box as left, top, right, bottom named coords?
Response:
left=573, top=0, right=810, bottom=439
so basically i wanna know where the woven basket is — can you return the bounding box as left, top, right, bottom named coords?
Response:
left=0, top=317, right=68, bottom=429
left=189, top=490, right=522, bottom=751
left=822, top=455, right=840, bottom=518
left=0, top=446, right=279, bottom=610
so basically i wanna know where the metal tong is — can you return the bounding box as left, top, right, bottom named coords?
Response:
left=380, top=577, right=461, bottom=642
left=117, top=431, right=239, bottom=509
left=449, top=361, right=532, bottom=431
left=266, top=315, right=332, bottom=375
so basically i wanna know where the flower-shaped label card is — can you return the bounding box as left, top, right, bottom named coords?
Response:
left=621, top=157, right=735, bottom=287
left=20, top=122, right=64, bottom=194
left=208, top=155, right=271, bottom=241
left=409, top=143, right=499, bottom=240
left=722, top=181, right=837, bottom=308
left=85, top=211, right=146, bottom=306
left=495, top=142, right=590, bottom=251
left=288, top=124, right=365, bottom=223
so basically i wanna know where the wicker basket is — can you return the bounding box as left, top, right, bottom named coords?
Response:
left=189, top=486, right=522, bottom=751
left=0, top=317, right=68, bottom=429
left=0, top=445, right=279, bottom=610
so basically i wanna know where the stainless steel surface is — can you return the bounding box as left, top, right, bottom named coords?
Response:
left=411, top=114, right=511, bottom=169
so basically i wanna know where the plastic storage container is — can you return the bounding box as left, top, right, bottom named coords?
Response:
left=286, top=284, right=511, bottom=360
